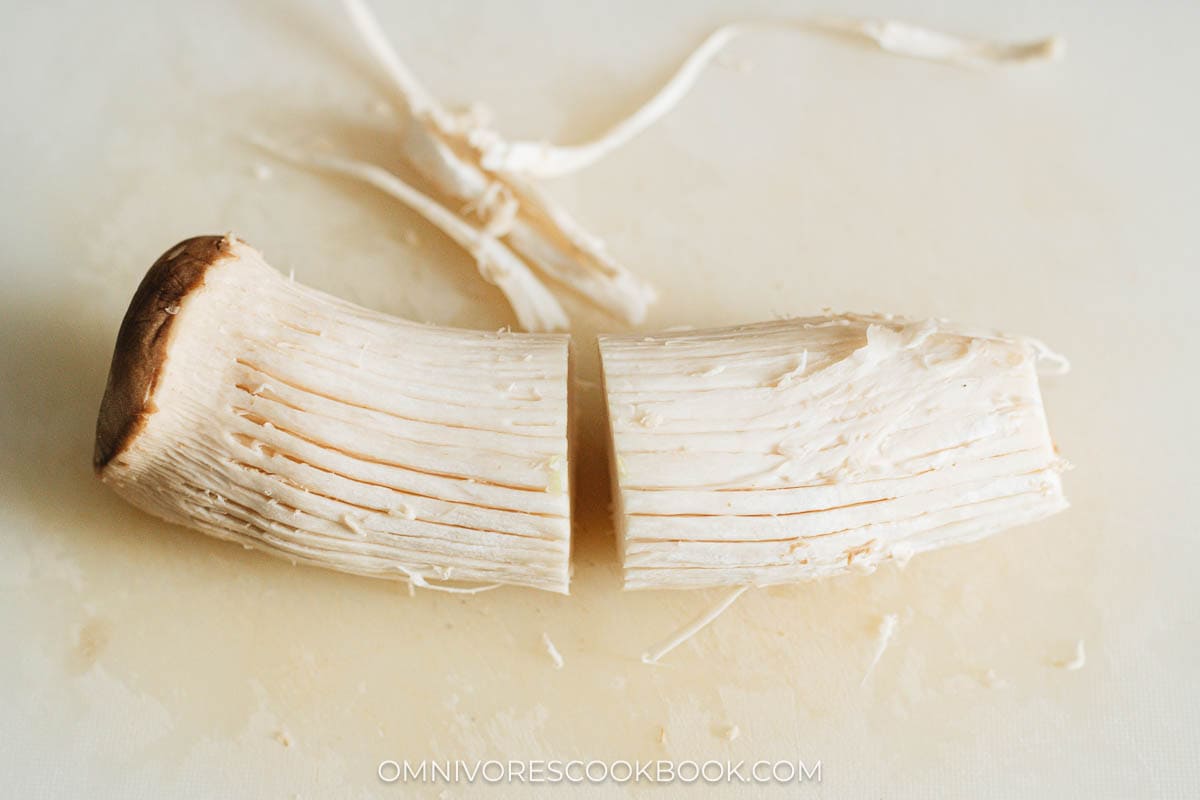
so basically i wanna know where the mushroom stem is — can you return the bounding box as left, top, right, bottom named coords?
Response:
left=95, top=235, right=572, bottom=593
left=599, top=314, right=1069, bottom=590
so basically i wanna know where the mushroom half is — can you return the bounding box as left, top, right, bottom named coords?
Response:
left=94, top=235, right=572, bottom=593
left=599, top=315, right=1069, bottom=590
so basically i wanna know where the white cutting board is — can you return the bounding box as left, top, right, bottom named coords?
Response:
left=2, top=0, right=1197, bottom=797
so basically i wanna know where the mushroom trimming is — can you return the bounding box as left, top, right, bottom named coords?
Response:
left=599, top=314, right=1070, bottom=590
left=255, top=0, right=1062, bottom=331
left=94, top=235, right=572, bottom=593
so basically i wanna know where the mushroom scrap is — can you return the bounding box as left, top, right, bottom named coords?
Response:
left=94, top=235, right=572, bottom=593
left=599, top=315, right=1069, bottom=590
left=255, top=0, right=1062, bottom=331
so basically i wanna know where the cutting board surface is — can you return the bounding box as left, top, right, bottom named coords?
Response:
left=2, top=0, right=1197, bottom=796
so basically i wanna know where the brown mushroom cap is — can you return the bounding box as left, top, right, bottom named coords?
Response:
left=93, top=235, right=234, bottom=472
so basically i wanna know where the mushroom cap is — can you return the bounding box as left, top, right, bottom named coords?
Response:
left=94, top=235, right=234, bottom=472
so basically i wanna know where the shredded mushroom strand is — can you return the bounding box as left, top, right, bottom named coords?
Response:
left=394, top=560, right=504, bottom=595
left=336, top=0, right=655, bottom=327
left=476, top=18, right=1065, bottom=178
left=264, top=3, right=1062, bottom=330
left=249, top=135, right=570, bottom=333
left=642, top=585, right=750, bottom=665
left=343, top=0, right=437, bottom=116
left=407, top=578, right=504, bottom=596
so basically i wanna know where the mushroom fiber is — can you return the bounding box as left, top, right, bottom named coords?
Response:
left=599, top=315, right=1069, bottom=590
left=255, top=1, right=1060, bottom=331
left=94, top=235, right=572, bottom=593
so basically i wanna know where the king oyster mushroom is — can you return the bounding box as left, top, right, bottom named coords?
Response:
left=599, top=314, right=1070, bottom=590
left=94, top=235, right=572, bottom=593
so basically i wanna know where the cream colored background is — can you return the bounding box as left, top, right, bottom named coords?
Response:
left=2, top=0, right=1197, bottom=797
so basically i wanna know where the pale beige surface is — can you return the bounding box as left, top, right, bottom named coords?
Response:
left=1, top=0, right=1197, bottom=797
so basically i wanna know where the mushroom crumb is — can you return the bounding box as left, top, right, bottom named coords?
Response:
left=544, top=457, right=567, bottom=495
left=636, top=411, right=664, bottom=428
left=771, top=350, right=808, bottom=387
left=861, top=613, right=899, bottom=686
left=981, top=668, right=1009, bottom=689
left=890, top=541, right=917, bottom=568
left=389, top=503, right=417, bottom=521
left=1054, top=640, right=1087, bottom=671
left=723, top=725, right=741, bottom=741
left=273, top=728, right=293, bottom=748
left=541, top=632, right=564, bottom=670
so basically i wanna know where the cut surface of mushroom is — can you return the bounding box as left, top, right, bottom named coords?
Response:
left=95, top=235, right=572, bottom=593
left=598, top=314, right=1069, bottom=590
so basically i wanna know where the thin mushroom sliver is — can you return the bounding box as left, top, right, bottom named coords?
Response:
left=255, top=1, right=1061, bottom=331
left=598, top=315, right=1069, bottom=590
left=94, top=236, right=572, bottom=593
